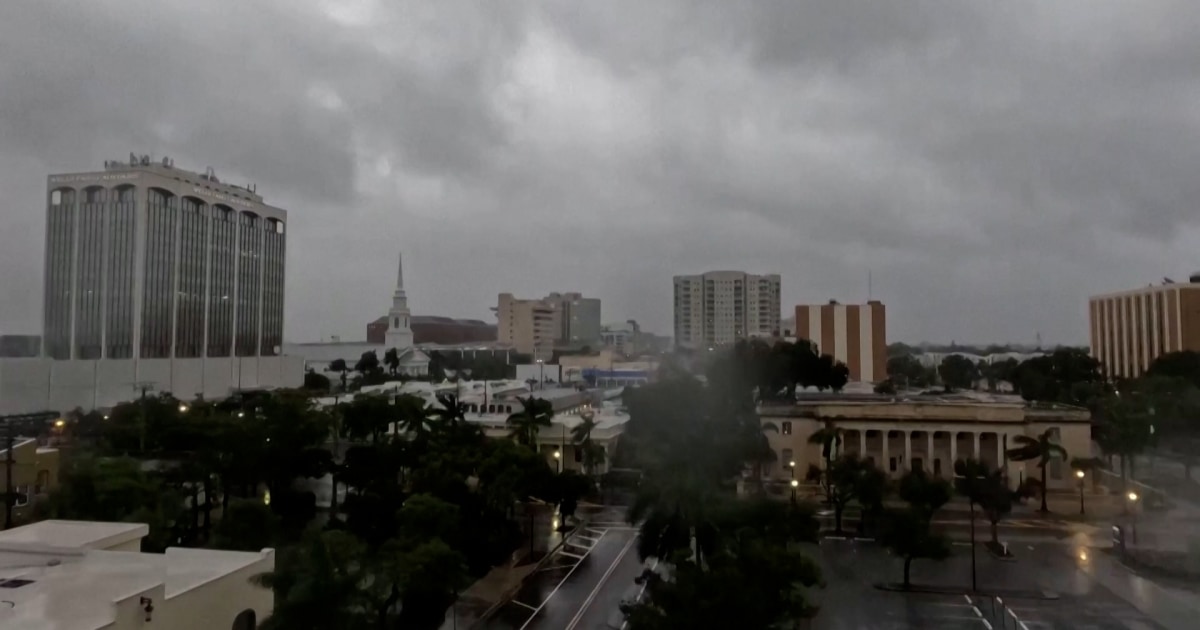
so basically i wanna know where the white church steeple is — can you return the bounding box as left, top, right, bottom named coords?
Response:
left=385, top=252, right=413, bottom=350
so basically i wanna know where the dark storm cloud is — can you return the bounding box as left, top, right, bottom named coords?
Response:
left=3, top=0, right=1200, bottom=345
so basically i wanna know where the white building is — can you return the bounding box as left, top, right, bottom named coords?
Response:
left=673, top=271, right=781, bottom=350
left=0, top=157, right=306, bottom=414
left=0, top=519, right=273, bottom=630
left=313, top=379, right=628, bottom=476
left=284, top=252, right=429, bottom=377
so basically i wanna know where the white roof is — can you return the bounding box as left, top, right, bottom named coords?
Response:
left=0, top=521, right=272, bottom=630
left=0, top=521, right=147, bottom=551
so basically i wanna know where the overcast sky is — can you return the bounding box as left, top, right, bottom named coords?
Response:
left=4, top=1, right=1200, bottom=346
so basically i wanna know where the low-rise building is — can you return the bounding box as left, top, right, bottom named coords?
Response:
left=0, top=519, right=273, bottom=630
left=0, top=438, right=59, bottom=524
left=761, top=392, right=1091, bottom=490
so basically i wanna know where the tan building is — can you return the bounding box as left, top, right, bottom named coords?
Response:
left=794, top=301, right=887, bottom=383
left=1089, top=277, right=1200, bottom=380
left=673, top=271, right=781, bottom=350
left=761, top=394, right=1091, bottom=490
left=0, top=438, right=59, bottom=524
left=495, top=293, right=560, bottom=360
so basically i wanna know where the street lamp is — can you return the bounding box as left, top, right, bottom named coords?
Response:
left=1075, top=470, right=1086, bottom=515
left=1127, top=491, right=1140, bottom=544
left=790, top=478, right=799, bottom=505
left=178, top=404, right=188, bottom=413
left=536, top=359, right=545, bottom=390
left=553, top=449, right=561, bottom=473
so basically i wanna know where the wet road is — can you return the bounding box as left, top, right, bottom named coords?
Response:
left=483, top=505, right=644, bottom=630
left=811, top=538, right=1166, bottom=629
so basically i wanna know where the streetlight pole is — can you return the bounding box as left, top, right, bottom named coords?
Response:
left=1128, top=492, right=1139, bottom=545
left=1076, top=470, right=1086, bottom=515
left=537, top=359, right=545, bottom=390
left=554, top=449, right=561, bottom=474
left=790, top=479, right=798, bottom=505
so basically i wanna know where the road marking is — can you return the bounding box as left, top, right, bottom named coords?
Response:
left=517, top=531, right=609, bottom=630
left=1007, top=607, right=1030, bottom=630
left=964, top=595, right=993, bottom=629
left=511, top=600, right=538, bottom=611
left=564, top=534, right=638, bottom=630
left=575, top=534, right=601, bottom=542
left=558, top=550, right=586, bottom=560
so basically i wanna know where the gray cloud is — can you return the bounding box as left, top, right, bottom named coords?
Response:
left=3, top=0, right=1200, bottom=347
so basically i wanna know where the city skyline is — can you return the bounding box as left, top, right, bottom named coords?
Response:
left=5, top=2, right=1200, bottom=346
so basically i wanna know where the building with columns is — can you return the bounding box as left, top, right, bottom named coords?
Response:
left=761, top=393, right=1091, bottom=490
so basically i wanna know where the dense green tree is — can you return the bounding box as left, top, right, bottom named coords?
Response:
left=1011, top=348, right=1105, bottom=406
left=48, top=456, right=184, bottom=552
left=1145, top=350, right=1200, bottom=387
left=953, top=459, right=1013, bottom=545
left=213, top=498, right=279, bottom=552
left=881, top=470, right=952, bottom=588
left=623, top=525, right=821, bottom=629
left=938, top=355, right=980, bottom=391
left=329, top=358, right=350, bottom=391
left=886, top=354, right=927, bottom=388
left=1005, top=429, right=1068, bottom=513
left=853, top=464, right=891, bottom=537
left=302, top=369, right=331, bottom=392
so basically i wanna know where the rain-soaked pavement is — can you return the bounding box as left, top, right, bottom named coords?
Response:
left=482, top=505, right=647, bottom=630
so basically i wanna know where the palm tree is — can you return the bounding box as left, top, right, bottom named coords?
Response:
left=394, top=393, right=434, bottom=441
left=1005, top=429, right=1068, bottom=513
left=329, top=358, right=349, bottom=392
left=506, top=396, right=553, bottom=447
left=383, top=348, right=400, bottom=376
left=807, top=420, right=842, bottom=498
left=571, top=414, right=600, bottom=475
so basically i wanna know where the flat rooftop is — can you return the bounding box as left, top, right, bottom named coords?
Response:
left=0, top=520, right=146, bottom=551
left=0, top=521, right=272, bottom=630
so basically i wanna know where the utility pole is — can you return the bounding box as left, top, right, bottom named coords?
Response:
left=131, top=382, right=155, bottom=454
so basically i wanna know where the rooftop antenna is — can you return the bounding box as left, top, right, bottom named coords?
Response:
left=868, top=269, right=873, bottom=301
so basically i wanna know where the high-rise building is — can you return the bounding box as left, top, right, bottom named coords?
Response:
left=544, top=292, right=601, bottom=348
left=673, top=271, right=781, bottom=349
left=494, top=293, right=561, bottom=360
left=794, top=301, right=887, bottom=383
left=1089, top=275, right=1200, bottom=380
left=43, top=155, right=286, bottom=361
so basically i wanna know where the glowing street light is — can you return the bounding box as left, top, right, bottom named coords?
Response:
left=1127, top=491, right=1140, bottom=544
left=178, top=404, right=188, bottom=413
left=553, top=449, right=561, bottom=473
left=790, top=478, right=799, bottom=504
left=53, top=419, right=65, bottom=429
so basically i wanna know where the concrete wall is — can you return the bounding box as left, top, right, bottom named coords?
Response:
left=0, top=356, right=304, bottom=414
left=154, top=549, right=275, bottom=630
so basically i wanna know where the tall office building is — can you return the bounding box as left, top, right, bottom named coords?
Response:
left=544, top=292, right=601, bottom=347
left=794, top=301, right=887, bottom=383
left=43, top=155, right=286, bottom=361
left=673, top=271, right=781, bottom=349
left=1089, top=275, right=1200, bottom=380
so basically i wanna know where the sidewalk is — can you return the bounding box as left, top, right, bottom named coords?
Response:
left=439, top=505, right=570, bottom=630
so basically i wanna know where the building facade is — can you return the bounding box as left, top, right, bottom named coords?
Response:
left=1089, top=277, right=1200, bottom=380
left=494, top=293, right=560, bottom=360
left=544, top=292, right=601, bottom=348
left=44, top=156, right=286, bottom=361
left=673, top=271, right=781, bottom=350
left=761, top=395, right=1090, bottom=490
left=0, top=335, right=41, bottom=358
left=0, top=157, right=303, bottom=415
left=794, top=301, right=887, bottom=383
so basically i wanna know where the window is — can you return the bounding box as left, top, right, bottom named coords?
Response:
left=781, top=448, right=793, bottom=468
left=889, top=457, right=897, bottom=472
left=781, top=421, right=792, bottom=435
left=14, top=485, right=28, bottom=507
